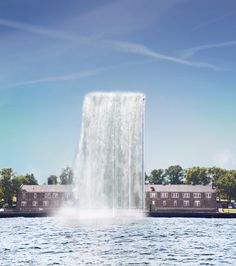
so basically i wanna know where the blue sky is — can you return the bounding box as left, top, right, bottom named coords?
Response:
left=0, top=0, right=236, bottom=183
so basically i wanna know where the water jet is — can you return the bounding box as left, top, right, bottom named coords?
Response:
left=73, top=92, right=145, bottom=216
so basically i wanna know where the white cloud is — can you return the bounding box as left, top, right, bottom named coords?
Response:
left=110, top=40, right=221, bottom=71
left=10, top=70, right=100, bottom=87
left=8, top=65, right=115, bottom=87
left=181, top=41, right=236, bottom=59
left=0, top=17, right=88, bottom=41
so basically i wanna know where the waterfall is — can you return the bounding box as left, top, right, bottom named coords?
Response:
left=73, top=92, right=145, bottom=211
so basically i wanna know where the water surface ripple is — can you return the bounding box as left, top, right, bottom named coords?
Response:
left=0, top=217, right=235, bottom=265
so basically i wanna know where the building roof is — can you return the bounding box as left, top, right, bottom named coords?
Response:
left=145, top=184, right=215, bottom=193
left=21, top=185, right=72, bottom=193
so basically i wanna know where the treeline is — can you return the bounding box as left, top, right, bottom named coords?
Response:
left=47, top=166, right=73, bottom=185
left=0, top=167, right=74, bottom=208
left=145, top=165, right=236, bottom=202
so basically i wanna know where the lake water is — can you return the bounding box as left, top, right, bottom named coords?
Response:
left=1, top=216, right=236, bottom=265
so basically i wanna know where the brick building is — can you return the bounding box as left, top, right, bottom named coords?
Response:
left=146, top=184, right=216, bottom=212
left=17, top=185, right=73, bottom=212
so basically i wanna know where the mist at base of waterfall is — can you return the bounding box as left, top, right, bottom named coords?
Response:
left=55, top=206, right=145, bottom=226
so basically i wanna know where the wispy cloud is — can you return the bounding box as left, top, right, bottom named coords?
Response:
left=193, top=10, right=236, bottom=31
left=70, top=0, right=179, bottom=38
left=181, top=41, right=236, bottom=59
left=10, top=69, right=101, bottom=87
left=110, top=40, right=221, bottom=71
left=0, top=18, right=86, bottom=41
left=4, top=63, right=136, bottom=89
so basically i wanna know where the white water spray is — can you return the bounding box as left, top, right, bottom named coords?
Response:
left=73, top=92, right=145, bottom=214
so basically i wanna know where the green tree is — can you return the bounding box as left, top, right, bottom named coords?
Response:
left=216, top=170, right=236, bottom=201
left=60, top=166, right=73, bottom=184
left=165, top=165, right=184, bottom=184
left=12, top=175, right=26, bottom=197
left=185, top=167, right=210, bottom=185
left=0, top=186, right=4, bottom=200
left=0, top=168, right=14, bottom=206
left=12, top=174, right=38, bottom=197
left=150, top=169, right=165, bottom=184
left=47, top=175, right=58, bottom=185
left=207, top=167, right=227, bottom=186
left=25, top=173, right=38, bottom=185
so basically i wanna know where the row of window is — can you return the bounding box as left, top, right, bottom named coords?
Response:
left=152, top=200, right=201, bottom=207
left=21, top=200, right=60, bottom=207
left=22, top=192, right=62, bottom=199
left=150, top=192, right=212, bottom=199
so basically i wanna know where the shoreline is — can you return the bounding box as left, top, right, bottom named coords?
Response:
left=148, top=211, right=236, bottom=218
left=1, top=210, right=236, bottom=218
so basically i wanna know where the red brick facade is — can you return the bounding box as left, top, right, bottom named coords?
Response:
left=145, top=185, right=216, bottom=212
left=17, top=185, right=73, bottom=212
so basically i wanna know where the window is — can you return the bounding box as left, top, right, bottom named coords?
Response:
left=161, top=193, right=168, bottom=198
left=21, top=201, right=27, bottom=207
left=173, top=200, right=177, bottom=207
left=183, top=200, right=190, bottom=207
left=33, top=193, right=37, bottom=199
left=152, top=200, right=155, bottom=205
left=150, top=192, right=156, bottom=198
left=52, top=192, right=59, bottom=198
left=206, top=193, right=212, bottom=199
left=182, top=193, right=190, bottom=198
left=194, top=200, right=201, bottom=207
left=193, top=193, right=201, bottom=198
left=44, top=193, right=51, bottom=199
left=32, top=201, right=38, bottom=207
left=43, top=201, right=49, bottom=207
left=172, top=193, right=179, bottom=198
left=162, top=200, right=167, bottom=206
left=22, top=193, right=26, bottom=199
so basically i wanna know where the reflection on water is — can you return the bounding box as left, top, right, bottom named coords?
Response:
left=1, top=217, right=236, bottom=265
